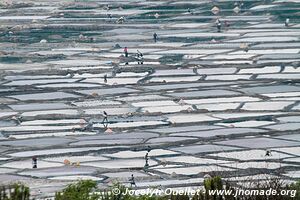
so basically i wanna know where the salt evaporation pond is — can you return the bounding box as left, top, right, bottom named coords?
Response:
left=0, top=0, right=300, bottom=195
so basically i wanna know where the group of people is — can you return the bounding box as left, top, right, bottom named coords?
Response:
left=215, top=18, right=231, bottom=32
left=122, top=32, right=158, bottom=64
left=123, top=47, right=144, bottom=64
left=129, top=148, right=152, bottom=187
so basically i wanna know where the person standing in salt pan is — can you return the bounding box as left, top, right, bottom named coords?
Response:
left=129, top=174, right=137, bottom=187
left=216, top=19, right=222, bottom=32
left=153, top=32, right=158, bottom=42
left=124, top=47, right=128, bottom=57
left=102, top=111, right=109, bottom=128
left=285, top=18, right=290, bottom=27
left=104, top=74, right=108, bottom=83
left=137, top=50, right=144, bottom=64
left=144, top=152, right=149, bottom=168
left=193, top=66, right=197, bottom=74
left=217, top=22, right=221, bottom=32
left=265, top=150, right=272, bottom=156
left=32, top=157, right=37, bottom=168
